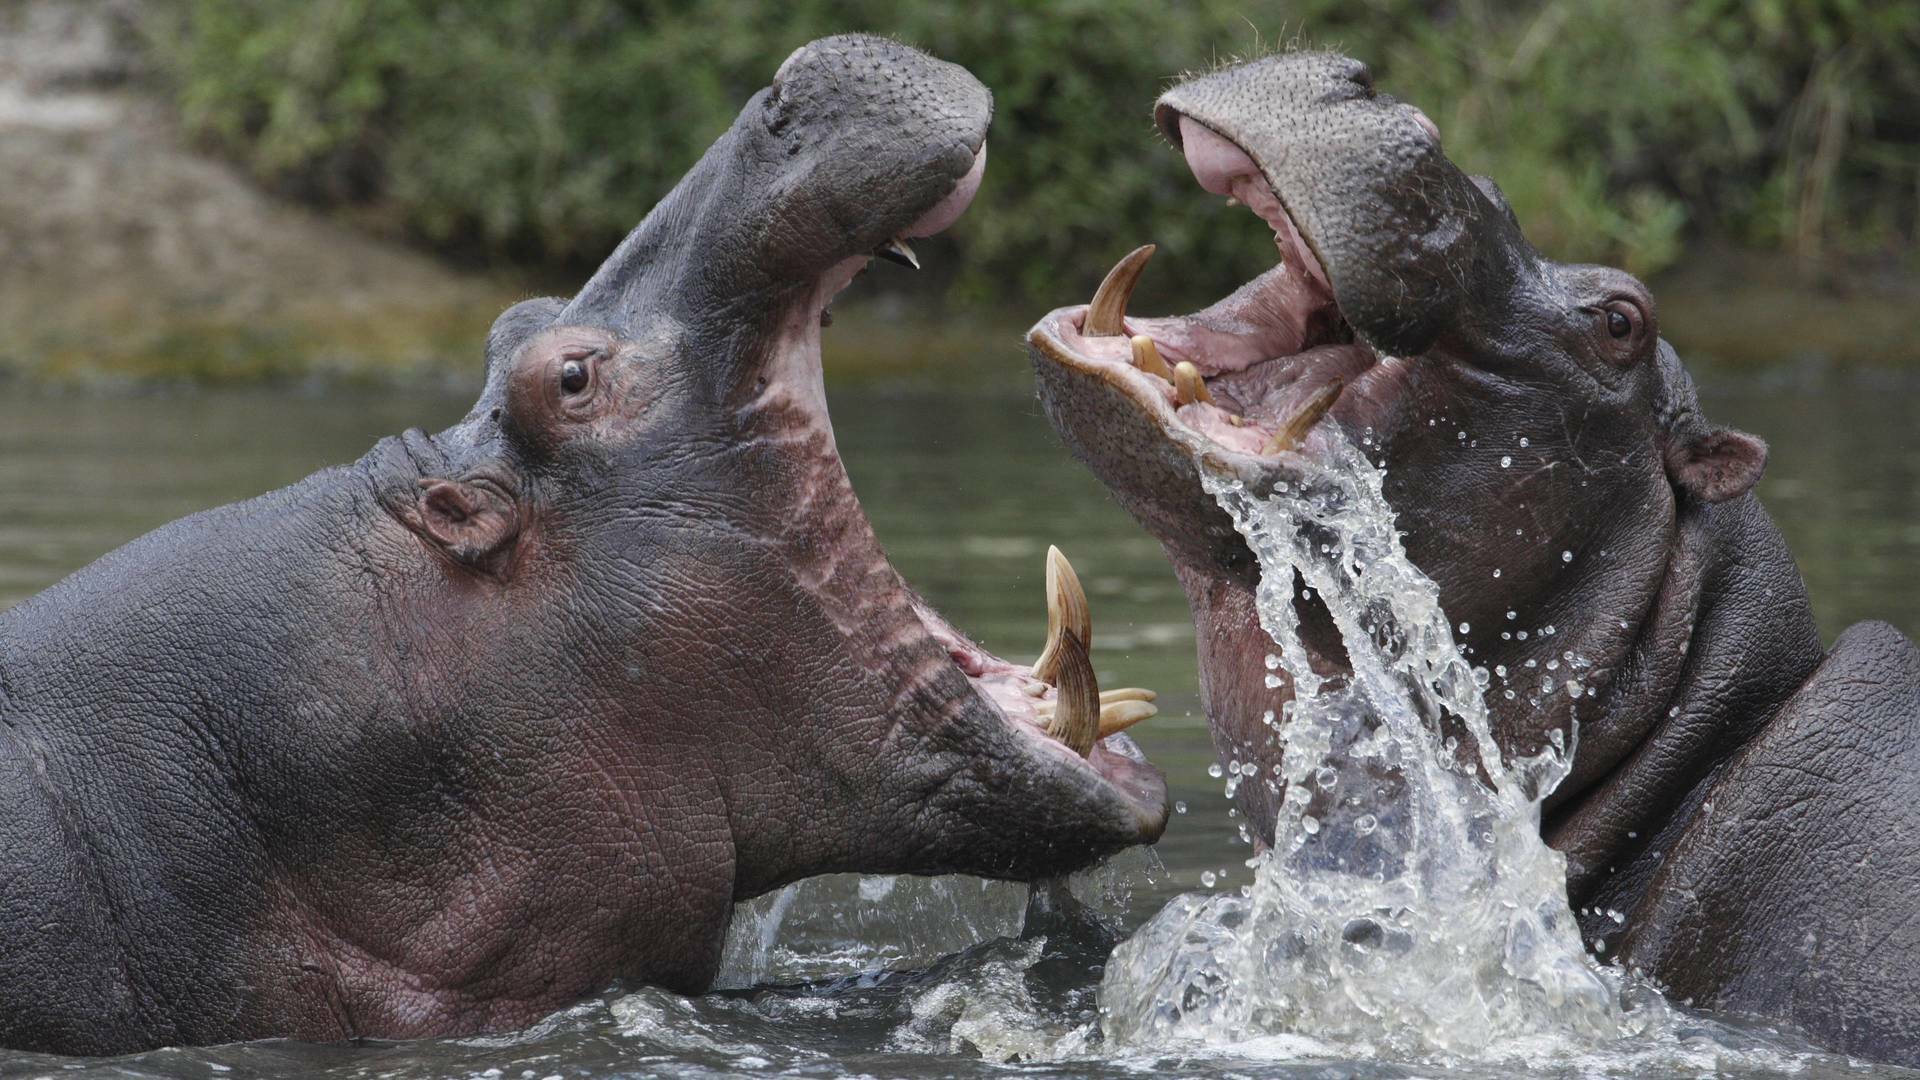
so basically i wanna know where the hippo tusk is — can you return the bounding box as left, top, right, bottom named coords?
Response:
left=1032, top=545, right=1091, bottom=685
left=1130, top=335, right=1174, bottom=380
left=1042, top=631, right=1101, bottom=756
left=1173, top=361, right=1213, bottom=406
left=1264, top=378, right=1344, bottom=454
left=1083, top=244, right=1155, bottom=336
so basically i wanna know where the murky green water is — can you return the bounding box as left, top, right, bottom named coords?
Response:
left=0, top=352, right=1916, bottom=1078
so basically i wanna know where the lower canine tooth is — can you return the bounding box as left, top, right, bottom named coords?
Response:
left=1130, top=335, right=1174, bottom=380
left=1101, top=687, right=1156, bottom=704
left=1265, top=379, right=1344, bottom=454
left=1083, top=244, right=1155, bottom=337
left=1043, top=631, right=1100, bottom=756
left=1032, top=546, right=1092, bottom=685
left=1173, top=361, right=1213, bottom=406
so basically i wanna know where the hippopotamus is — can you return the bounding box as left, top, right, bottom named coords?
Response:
left=1028, top=52, right=1920, bottom=1065
left=0, top=36, right=1167, bottom=1056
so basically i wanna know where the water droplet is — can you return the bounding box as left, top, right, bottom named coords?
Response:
left=1264, top=673, right=1283, bottom=689
left=1506, top=610, right=1518, bottom=620
left=1301, top=815, right=1321, bottom=835
left=1493, top=568, right=1502, bottom=578
left=1354, top=813, right=1377, bottom=835
left=1261, top=709, right=1276, bottom=727
left=1494, top=664, right=1507, bottom=677
left=1174, top=800, right=1188, bottom=814
left=1458, top=621, right=1470, bottom=634
left=1561, top=550, right=1573, bottom=563
left=1519, top=437, right=1530, bottom=448
left=1543, top=625, right=1556, bottom=636
left=1500, top=455, right=1512, bottom=468
left=1207, top=762, right=1224, bottom=779
left=1516, top=630, right=1529, bottom=641
left=1200, top=870, right=1218, bottom=887
left=1315, top=766, right=1339, bottom=789
left=1264, top=653, right=1281, bottom=671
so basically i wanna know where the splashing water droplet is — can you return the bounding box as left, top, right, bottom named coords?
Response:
left=1100, top=432, right=1625, bottom=1058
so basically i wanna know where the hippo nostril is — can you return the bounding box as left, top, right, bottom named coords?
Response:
left=1343, top=60, right=1375, bottom=94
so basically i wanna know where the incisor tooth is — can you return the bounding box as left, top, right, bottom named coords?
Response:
left=1032, top=546, right=1091, bottom=685
left=1043, top=631, right=1100, bottom=756
left=1083, top=244, right=1155, bottom=337
left=1173, top=361, right=1213, bottom=406
left=1130, top=335, right=1174, bottom=380
left=1099, top=699, right=1157, bottom=737
left=1264, top=379, right=1344, bottom=454
left=1037, top=686, right=1156, bottom=718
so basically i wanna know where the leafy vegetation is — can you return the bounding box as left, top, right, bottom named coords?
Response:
left=151, top=0, right=1920, bottom=306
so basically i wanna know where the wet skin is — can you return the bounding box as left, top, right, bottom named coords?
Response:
left=0, top=37, right=1167, bottom=1055
left=1029, top=52, right=1920, bottom=1065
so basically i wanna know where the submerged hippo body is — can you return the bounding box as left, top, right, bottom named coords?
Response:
left=1030, top=53, right=1920, bottom=1063
left=0, top=37, right=1167, bottom=1055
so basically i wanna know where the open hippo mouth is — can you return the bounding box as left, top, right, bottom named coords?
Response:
left=1027, top=113, right=1417, bottom=472
left=784, top=140, right=1169, bottom=845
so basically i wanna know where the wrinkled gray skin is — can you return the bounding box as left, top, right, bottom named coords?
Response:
left=1030, top=52, right=1920, bottom=1065
left=0, top=37, right=1166, bottom=1056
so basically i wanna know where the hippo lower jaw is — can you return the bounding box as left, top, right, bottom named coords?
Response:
left=1027, top=112, right=1413, bottom=488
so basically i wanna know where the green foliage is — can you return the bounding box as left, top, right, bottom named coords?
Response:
left=150, top=0, right=1920, bottom=305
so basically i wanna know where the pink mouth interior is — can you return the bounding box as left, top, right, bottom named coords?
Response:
left=1049, top=116, right=1385, bottom=458
left=795, top=141, right=1162, bottom=811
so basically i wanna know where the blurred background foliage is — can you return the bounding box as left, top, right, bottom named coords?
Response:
left=150, top=0, right=1920, bottom=308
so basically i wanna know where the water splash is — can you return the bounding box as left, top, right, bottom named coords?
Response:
left=1100, top=437, right=1635, bottom=1058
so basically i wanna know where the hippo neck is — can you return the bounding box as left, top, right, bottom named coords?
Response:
left=1544, top=493, right=1824, bottom=914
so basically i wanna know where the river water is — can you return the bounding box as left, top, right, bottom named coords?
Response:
left=0, top=352, right=1916, bottom=1078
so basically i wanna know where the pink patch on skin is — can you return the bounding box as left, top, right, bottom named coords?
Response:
left=905, top=143, right=986, bottom=238
left=1409, top=106, right=1440, bottom=144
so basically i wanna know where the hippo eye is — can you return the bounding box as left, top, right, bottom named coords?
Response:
left=559, top=358, right=590, bottom=395
left=1597, top=299, right=1645, bottom=353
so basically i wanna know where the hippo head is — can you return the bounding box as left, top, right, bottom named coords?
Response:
left=1028, top=52, right=1766, bottom=842
left=374, top=36, right=1164, bottom=954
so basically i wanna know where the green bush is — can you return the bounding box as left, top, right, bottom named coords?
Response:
left=150, top=0, right=1920, bottom=305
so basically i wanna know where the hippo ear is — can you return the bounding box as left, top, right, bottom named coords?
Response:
left=1666, top=426, right=1767, bottom=504
left=415, top=476, right=521, bottom=577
